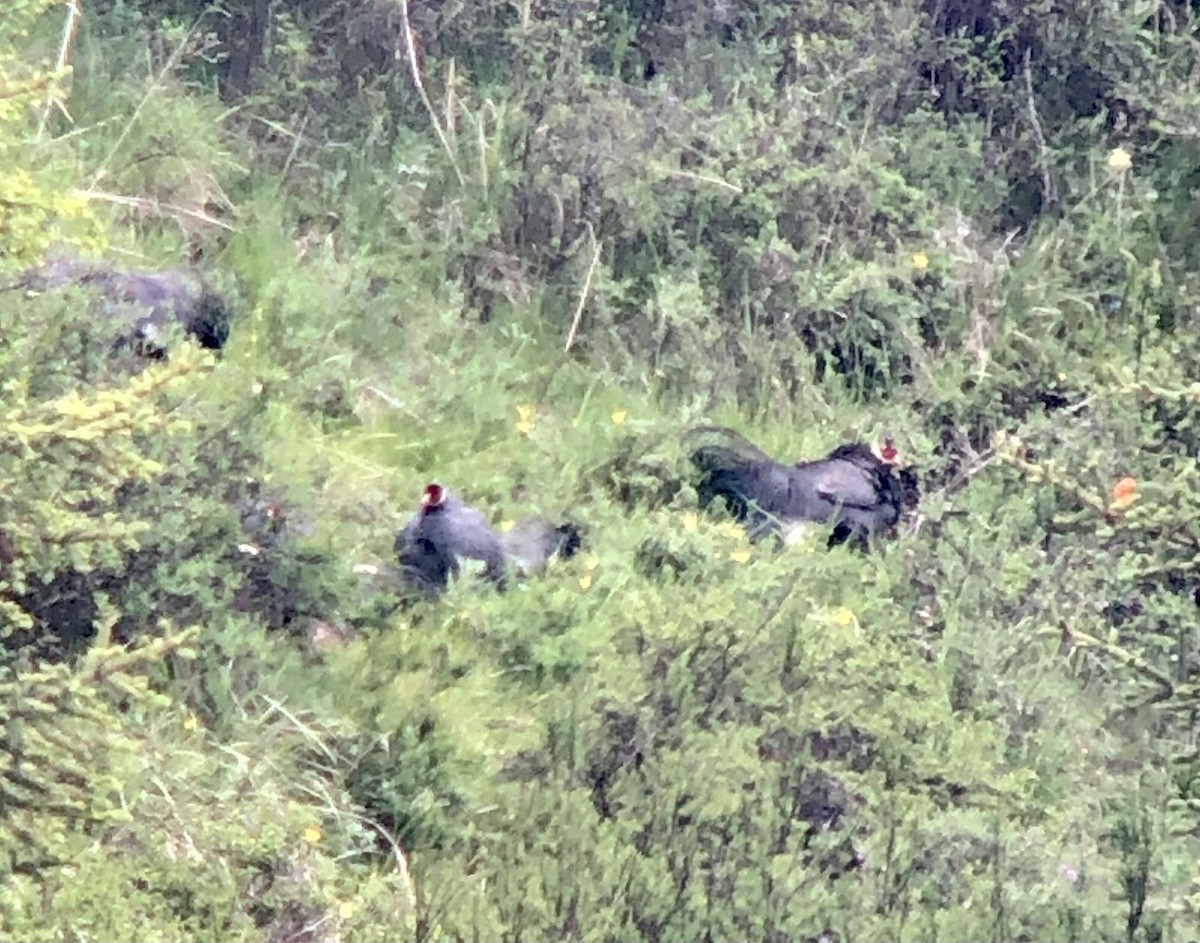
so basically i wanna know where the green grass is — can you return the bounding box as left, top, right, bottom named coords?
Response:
left=7, top=2, right=1200, bottom=939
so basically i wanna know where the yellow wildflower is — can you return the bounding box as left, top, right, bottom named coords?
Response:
left=337, top=900, right=357, bottom=920
left=57, top=193, right=89, bottom=216
left=499, top=519, right=516, bottom=533
left=681, top=511, right=699, bottom=534
left=911, top=251, right=929, bottom=271
left=303, top=825, right=323, bottom=844
left=583, top=553, right=601, bottom=571
left=611, top=409, right=628, bottom=426
left=516, top=404, right=535, bottom=421
left=183, top=713, right=199, bottom=732
left=729, top=548, right=751, bottom=564
left=579, top=575, right=593, bottom=590
left=515, top=419, right=534, bottom=436
left=830, top=607, right=857, bottom=627
left=1106, top=147, right=1132, bottom=172
left=718, top=520, right=747, bottom=540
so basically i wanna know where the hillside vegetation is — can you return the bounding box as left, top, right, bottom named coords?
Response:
left=3, top=0, right=1200, bottom=940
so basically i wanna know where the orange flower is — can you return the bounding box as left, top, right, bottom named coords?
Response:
left=1110, top=476, right=1137, bottom=510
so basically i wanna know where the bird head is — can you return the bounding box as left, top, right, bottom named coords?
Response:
left=420, top=483, right=448, bottom=510
left=873, top=438, right=901, bottom=466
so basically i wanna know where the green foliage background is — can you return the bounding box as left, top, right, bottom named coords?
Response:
left=3, top=0, right=1200, bottom=939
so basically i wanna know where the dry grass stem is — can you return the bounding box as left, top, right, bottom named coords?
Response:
left=665, top=169, right=744, bottom=194
left=397, top=0, right=465, bottom=187
left=89, top=14, right=200, bottom=188
left=564, top=223, right=601, bottom=354
left=68, top=188, right=237, bottom=231
left=37, top=0, right=82, bottom=138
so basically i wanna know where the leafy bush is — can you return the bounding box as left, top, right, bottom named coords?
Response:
left=6, top=0, right=1200, bottom=940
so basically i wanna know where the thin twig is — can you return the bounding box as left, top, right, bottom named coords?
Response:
left=664, top=169, right=744, bottom=194
left=444, top=57, right=457, bottom=143
left=903, top=441, right=1000, bottom=538
left=397, top=0, right=465, bottom=187
left=2, top=75, right=56, bottom=101
left=88, top=13, right=201, bottom=189
left=1023, top=47, right=1057, bottom=208
left=998, top=441, right=1112, bottom=518
left=363, top=385, right=407, bottom=410
left=37, top=0, right=82, bottom=139
left=67, top=188, right=236, bottom=231
left=564, top=223, right=601, bottom=354
left=342, top=809, right=415, bottom=904
left=281, top=112, right=311, bottom=184
left=1062, top=624, right=1174, bottom=699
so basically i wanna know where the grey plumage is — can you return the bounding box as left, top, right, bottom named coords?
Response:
left=394, top=484, right=583, bottom=598
left=19, top=249, right=232, bottom=357
left=688, top=426, right=915, bottom=550
left=500, top=517, right=583, bottom=576
left=395, top=486, right=510, bottom=595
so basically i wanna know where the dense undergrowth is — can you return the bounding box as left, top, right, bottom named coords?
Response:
left=3, top=0, right=1200, bottom=940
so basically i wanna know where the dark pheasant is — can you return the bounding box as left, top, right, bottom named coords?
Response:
left=18, top=249, right=232, bottom=358
left=394, top=483, right=582, bottom=597
left=688, top=426, right=918, bottom=550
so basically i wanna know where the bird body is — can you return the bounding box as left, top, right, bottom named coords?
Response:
left=395, top=485, right=510, bottom=596
left=501, top=517, right=583, bottom=577
left=688, top=427, right=915, bottom=549
left=395, top=484, right=582, bottom=597
left=19, top=249, right=232, bottom=357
